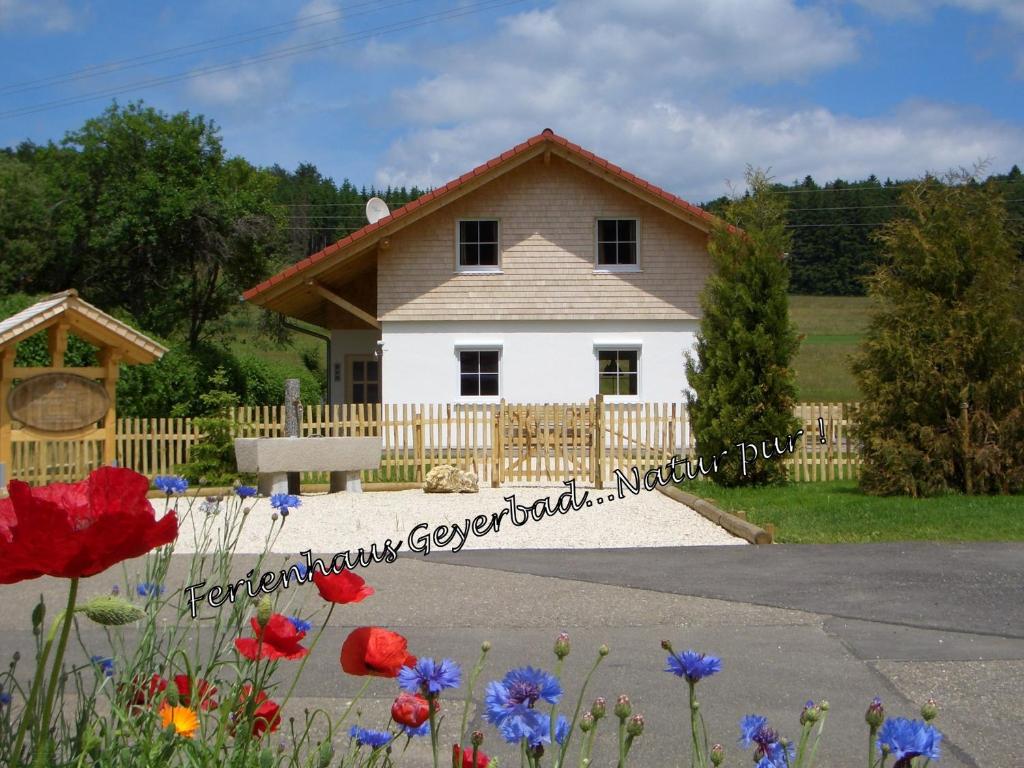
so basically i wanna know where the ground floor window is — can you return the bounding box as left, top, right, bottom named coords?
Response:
left=459, top=349, right=500, bottom=396
left=597, top=349, right=638, bottom=395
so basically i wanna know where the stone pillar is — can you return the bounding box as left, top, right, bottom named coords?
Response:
left=284, top=378, right=301, bottom=494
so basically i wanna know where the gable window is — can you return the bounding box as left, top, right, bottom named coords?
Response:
left=459, top=349, right=500, bottom=396
left=596, top=219, right=638, bottom=268
left=457, top=220, right=500, bottom=271
left=597, top=349, right=638, bottom=395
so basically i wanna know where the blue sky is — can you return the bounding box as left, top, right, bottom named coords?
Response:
left=1, top=0, right=1021, bottom=201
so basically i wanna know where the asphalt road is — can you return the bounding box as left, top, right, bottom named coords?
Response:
left=0, top=544, right=1020, bottom=767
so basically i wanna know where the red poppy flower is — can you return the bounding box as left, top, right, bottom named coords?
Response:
left=391, top=692, right=433, bottom=728
left=0, top=467, right=178, bottom=584
left=458, top=746, right=490, bottom=768
left=312, top=569, right=374, bottom=604
left=174, top=674, right=218, bottom=711
left=123, top=673, right=168, bottom=711
left=234, top=614, right=309, bottom=661
left=235, top=684, right=281, bottom=737
left=340, top=627, right=416, bottom=677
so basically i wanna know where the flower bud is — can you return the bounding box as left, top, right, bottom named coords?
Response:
left=471, top=730, right=484, bottom=747
left=921, top=698, right=938, bottom=722
left=865, top=696, right=884, bottom=728
left=554, top=632, right=571, bottom=660
left=800, top=700, right=821, bottom=725
left=12, top=652, right=20, bottom=663
left=530, top=743, right=544, bottom=759
left=598, top=645, right=609, bottom=657
left=591, top=697, right=607, bottom=720
left=31, top=600, right=45, bottom=635
left=256, top=596, right=273, bottom=628
left=481, top=640, right=492, bottom=652
left=579, top=712, right=594, bottom=732
left=660, top=639, right=674, bottom=653
left=614, top=694, right=631, bottom=720
left=819, top=700, right=830, bottom=712
left=626, top=714, right=644, bottom=737
left=318, top=741, right=334, bottom=768
left=271, top=512, right=279, bottom=522
left=710, top=743, right=724, bottom=766
left=164, top=685, right=179, bottom=706
left=78, top=596, right=146, bottom=626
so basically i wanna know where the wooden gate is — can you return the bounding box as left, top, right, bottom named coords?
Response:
left=492, top=401, right=596, bottom=485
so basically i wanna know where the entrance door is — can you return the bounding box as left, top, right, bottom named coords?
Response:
left=346, top=355, right=381, bottom=404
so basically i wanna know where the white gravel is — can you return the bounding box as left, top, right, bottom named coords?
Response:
left=173, top=484, right=746, bottom=554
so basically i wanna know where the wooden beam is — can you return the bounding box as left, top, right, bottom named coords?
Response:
left=99, top=349, right=120, bottom=466
left=0, top=349, right=12, bottom=476
left=10, top=366, right=107, bottom=379
left=307, top=281, right=381, bottom=329
left=47, top=322, right=69, bottom=369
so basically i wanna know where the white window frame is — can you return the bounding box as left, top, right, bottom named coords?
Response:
left=594, top=217, right=641, bottom=273
left=455, top=219, right=502, bottom=273
left=454, top=342, right=503, bottom=400
left=593, top=341, right=642, bottom=399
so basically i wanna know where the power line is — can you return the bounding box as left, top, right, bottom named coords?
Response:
left=0, top=0, right=528, bottom=120
left=0, top=0, right=404, bottom=96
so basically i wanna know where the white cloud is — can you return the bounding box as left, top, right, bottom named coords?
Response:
left=0, top=0, right=76, bottom=33
left=375, top=0, right=1023, bottom=200
left=378, top=100, right=1024, bottom=200
left=852, top=0, right=1024, bottom=25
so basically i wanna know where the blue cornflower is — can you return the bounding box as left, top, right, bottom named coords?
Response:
left=270, top=493, right=301, bottom=517
left=291, top=561, right=309, bottom=580
left=877, top=718, right=942, bottom=763
left=739, top=715, right=769, bottom=747
left=91, top=656, right=115, bottom=677
left=485, top=667, right=562, bottom=746
left=235, top=485, right=258, bottom=499
left=665, top=649, right=721, bottom=683
left=154, top=475, right=188, bottom=495
left=400, top=721, right=430, bottom=738
left=555, top=714, right=570, bottom=745
left=398, top=657, right=462, bottom=695
left=349, top=725, right=392, bottom=749
left=136, top=582, right=165, bottom=598
left=0, top=688, right=11, bottom=706
left=756, top=742, right=794, bottom=768
left=287, top=615, right=312, bottom=633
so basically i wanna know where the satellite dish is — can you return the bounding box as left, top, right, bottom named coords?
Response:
left=365, top=196, right=390, bottom=225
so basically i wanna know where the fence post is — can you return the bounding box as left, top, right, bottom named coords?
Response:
left=491, top=399, right=504, bottom=488
left=414, top=407, right=425, bottom=483
left=592, top=394, right=604, bottom=489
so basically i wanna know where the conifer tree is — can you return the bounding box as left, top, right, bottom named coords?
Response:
left=852, top=172, right=1024, bottom=496
left=179, top=366, right=241, bottom=485
left=685, top=169, right=801, bottom=486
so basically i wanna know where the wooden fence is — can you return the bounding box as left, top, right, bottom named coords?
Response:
left=6, top=401, right=859, bottom=486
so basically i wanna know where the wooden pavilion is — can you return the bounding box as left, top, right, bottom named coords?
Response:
left=0, top=290, right=167, bottom=486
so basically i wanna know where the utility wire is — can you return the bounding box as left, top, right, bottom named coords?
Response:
left=0, top=0, right=527, bottom=119
left=0, top=0, right=411, bottom=95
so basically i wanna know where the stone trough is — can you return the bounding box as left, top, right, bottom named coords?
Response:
left=234, top=437, right=381, bottom=495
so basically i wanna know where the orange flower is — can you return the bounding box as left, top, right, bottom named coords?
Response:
left=159, top=703, right=199, bottom=738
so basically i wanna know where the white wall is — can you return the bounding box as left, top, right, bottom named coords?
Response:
left=328, top=329, right=381, bottom=404
left=377, top=320, right=698, bottom=404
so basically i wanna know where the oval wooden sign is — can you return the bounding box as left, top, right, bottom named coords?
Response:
left=7, top=373, right=110, bottom=433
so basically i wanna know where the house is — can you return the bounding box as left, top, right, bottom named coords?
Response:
left=243, top=129, right=722, bottom=405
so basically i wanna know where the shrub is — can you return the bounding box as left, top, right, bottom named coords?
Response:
left=685, top=169, right=802, bottom=486
left=178, top=367, right=241, bottom=486
left=852, top=172, right=1024, bottom=496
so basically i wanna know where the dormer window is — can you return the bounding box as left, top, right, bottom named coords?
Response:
left=457, top=219, right=500, bottom=271
left=596, top=219, right=638, bottom=269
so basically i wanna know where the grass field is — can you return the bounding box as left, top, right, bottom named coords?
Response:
left=788, top=294, right=872, bottom=402
left=682, top=479, right=1024, bottom=543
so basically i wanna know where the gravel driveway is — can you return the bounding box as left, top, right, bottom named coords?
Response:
left=173, top=483, right=745, bottom=555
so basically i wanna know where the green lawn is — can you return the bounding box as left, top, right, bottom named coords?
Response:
left=682, top=480, right=1024, bottom=543
left=789, top=294, right=872, bottom=402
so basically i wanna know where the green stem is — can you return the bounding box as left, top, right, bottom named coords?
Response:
left=617, top=718, right=626, bottom=768
left=459, top=644, right=490, bottom=751
left=280, top=603, right=335, bottom=711
left=428, top=694, right=440, bottom=768
left=868, top=726, right=877, bottom=768
left=334, top=678, right=372, bottom=732
left=806, top=711, right=828, bottom=768
left=795, top=721, right=812, bottom=767
left=689, top=683, right=704, bottom=768
left=556, top=651, right=607, bottom=767
left=27, top=578, right=79, bottom=764
left=10, top=615, right=61, bottom=766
